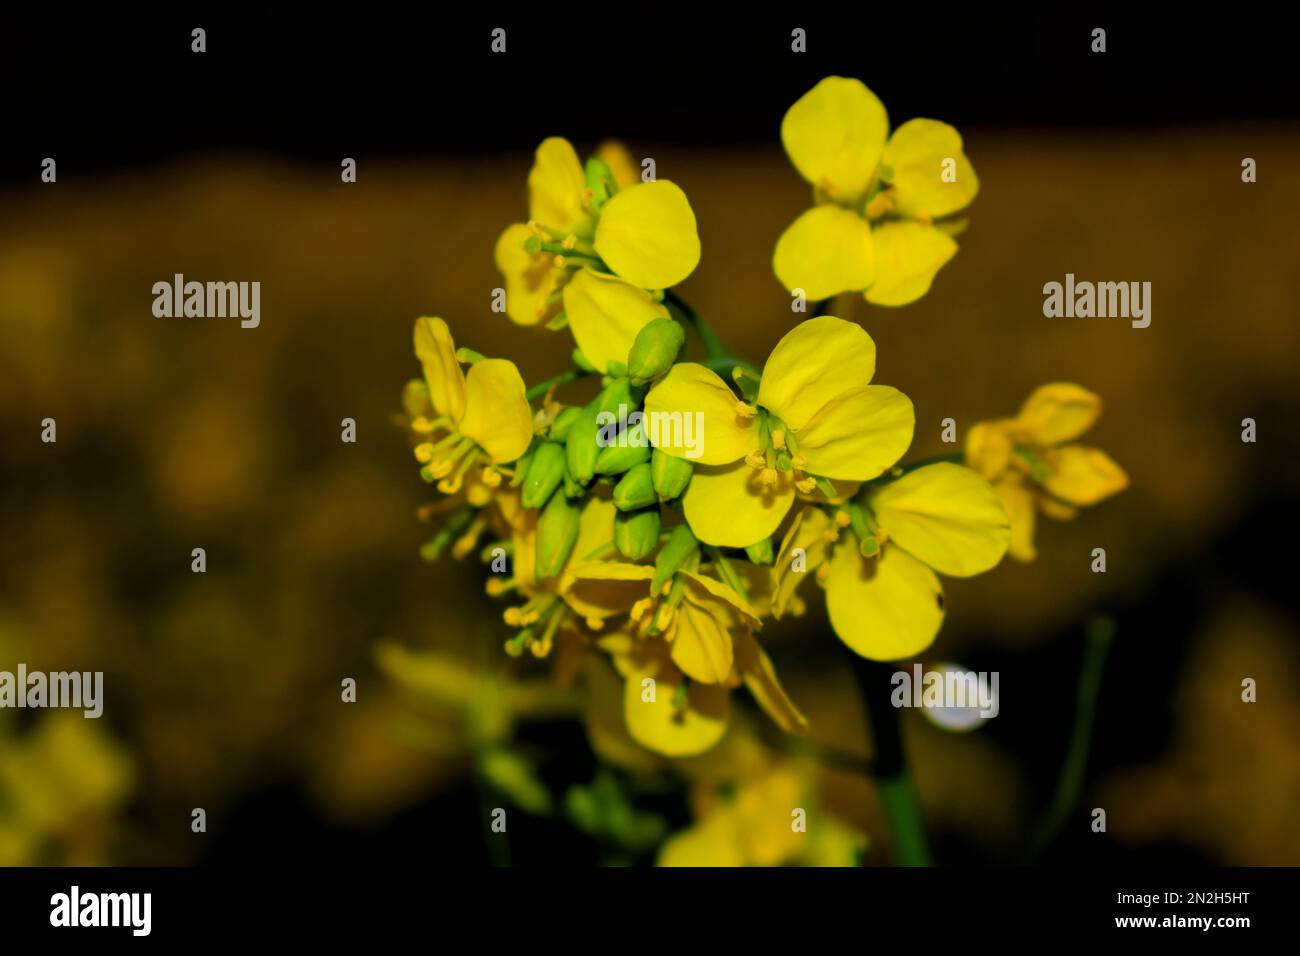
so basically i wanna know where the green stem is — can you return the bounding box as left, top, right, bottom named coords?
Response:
left=1031, top=614, right=1115, bottom=857
left=852, top=657, right=932, bottom=866
left=526, top=367, right=592, bottom=401
left=664, top=290, right=732, bottom=363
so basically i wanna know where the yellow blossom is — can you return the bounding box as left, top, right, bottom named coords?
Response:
left=774, top=76, right=978, bottom=306
left=775, top=463, right=1009, bottom=660
left=494, top=137, right=701, bottom=372
left=966, top=383, right=1129, bottom=561
left=410, top=317, right=533, bottom=494
left=645, top=316, right=914, bottom=547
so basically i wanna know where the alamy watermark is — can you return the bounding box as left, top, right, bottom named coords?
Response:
left=152, top=273, right=260, bottom=328
left=1042, top=273, right=1150, bottom=328
left=891, top=663, right=999, bottom=719
left=597, top=403, right=705, bottom=460
left=0, top=664, right=103, bottom=718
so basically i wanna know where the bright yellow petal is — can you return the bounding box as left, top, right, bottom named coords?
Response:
left=965, top=420, right=1015, bottom=480
left=825, top=542, right=944, bottom=661
left=995, top=477, right=1038, bottom=562
left=683, top=462, right=795, bottom=548
left=781, top=76, right=889, bottom=204
left=863, top=221, right=958, bottom=307
left=867, top=463, right=1009, bottom=577
left=733, top=631, right=809, bottom=734
left=1012, top=383, right=1103, bottom=446
left=880, top=118, right=979, bottom=219
left=528, top=137, right=592, bottom=235
left=594, top=180, right=701, bottom=289
left=1042, top=445, right=1129, bottom=506
left=670, top=597, right=735, bottom=684
left=757, top=315, right=876, bottom=429
left=793, top=385, right=915, bottom=481
left=413, top=317, right=466, bottom=422
left=772, top=506, right=833, bottom=618
left=681, top=571, right=762, bottom=630
left=595, top=140, right=640, bottom=190
left=458, top=359, right=533, bottom=463
left=493, top=223, right=564, bottom=326
left=643, top=363, right=757, bottom=465
left=624, top=667, right=730, bottom=757
left=773, top=205, right=875, bottom=301
left=562, top=268, right=669, bottom=373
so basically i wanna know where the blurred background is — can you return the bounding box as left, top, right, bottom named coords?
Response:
left=1, top=13, right=1298, bottom=866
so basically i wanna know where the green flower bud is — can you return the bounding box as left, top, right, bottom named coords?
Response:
left=651, top=448, right=693, bottom=500
left=744, top=537, right=774, bottom=565
left=614, top=506, right=661, bottom=561
left=535, top=490, right=581, bottom=578
left=627, top=318, right=685, bottom=385
left=510, top=443, right=535, bottom=488
left=566, top=404, right=601, bottom=485
left=594, top=426, right=651, bottom=475
left=597, top=377, right=633, bottom=416
left=521, top=441, right=566, bottom=509
left=652, top=523, right=698, bottom=594
left=612, top=462, right=656, bottom=511
left=605, top=360, right=628, bottom=379
left=549, top=406, right=583, bottom=442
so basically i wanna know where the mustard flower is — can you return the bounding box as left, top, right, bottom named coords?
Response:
left=774, top=76, right=978, bottom=306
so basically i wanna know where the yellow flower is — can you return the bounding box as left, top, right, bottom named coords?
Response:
left=645, top=316, right=914, bottom=547
left=775, top=463, right=1009, bottom=660
left=567, top=560, right=807, bottom=756
left=774, top=76, right=978, bottom=306
left=966, top=383, right=1129, bottom=561
left=411, top=317, right=532, bottom=493
left=658, top=760, right=863, bottom=867
left=494, top=137, right=701, bottom=372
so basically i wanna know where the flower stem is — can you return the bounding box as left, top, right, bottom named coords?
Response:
left=526, top=367, right=592, bottom=401
left=852, top=656, right=933, bottom=866
left=664, top=290, right=732, bottom=362
left=1030, top=613, right=1116, bottom=857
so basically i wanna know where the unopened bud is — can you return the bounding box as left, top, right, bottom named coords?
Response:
left=627, top=318, right=685, bottom=385
left=521, top=441, right=566, bottom=508
left=651, top=448, right=693, bottom=500
left=566, top=404, right=601, bottom=485
left=535, top=490, right=581, bottom=577
left=614, top=506, right=662, bottom=561
left=744, top=537, right=774, bottom=565
left=652, top=523, right=699, bottom=594
left=612, top=462, right=656, bottom=511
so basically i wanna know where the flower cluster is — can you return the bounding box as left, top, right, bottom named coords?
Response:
left=398, top=78, right=1126, bottom=757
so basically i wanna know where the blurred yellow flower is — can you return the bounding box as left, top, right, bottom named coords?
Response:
left=966, top=383, right=1128, bottom=561
left=645, top=316, right=913, bottom=547
left=410, top=317, right=533, bottom=493
left=494, top=137, right=701, bottom=372
left=774, top=76, right=978, bottom=306
left=775, top=464, right=1009, bottom=660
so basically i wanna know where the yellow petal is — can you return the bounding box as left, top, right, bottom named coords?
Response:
left=594, top=180, right=700, bottom=289
left=1012, top=383, right=1103, bottom=446
left=758, top=316, right=876, bottom=429
left=564, top=560, right=653, bottom=619
left=528, top=137, right=592, bottom=235
left=733, top=631, right=808, bottom=734
left=793, top=385, right=915, bottom=481
left=825, top=542, right=944, bottom=661
left=867, top=463, right=1009, bottom=577
left=1042, top=445, right=1129, bottom=506
left=493, top=223, right=564, bottom=326
left=772, top=506, right=833, bottom=617
left=881, top=118, right=979, bottom=219
left=863, top=221, right=958, bottom=307
left=965, top=420, right=1015, bottom=480
left=681, top=571, right=762, bottom=628
left=670, top=597, right=735, bottom=684
left=562, top=268, right=669, bottom=373
left=781, top=76, right=889, bottom=204
left=644, top=363, right=757, bottom=465
left=624, top=666, right=730, bottom=757
left=658, top=814, right=745, bottom=867
left=683, top=461, right=795, bottom=548
left=458, top=359, right=533, bottom=463
left=773, top=205, right=875, bottom=301
left=595, top=140, right=640, bottom=190
left=413, top=317, right=466, bottom=422
left=994, top=477, right=1038, bottom=562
